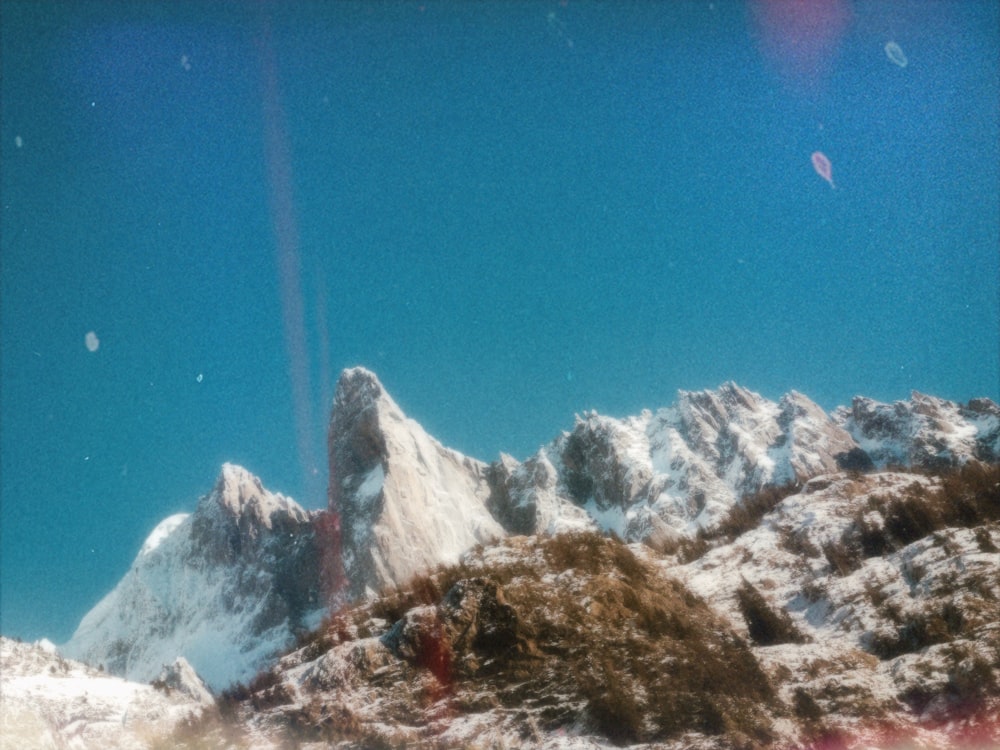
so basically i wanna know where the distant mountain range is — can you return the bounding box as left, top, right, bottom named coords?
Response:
left=5, top=367, right=998, bottom=748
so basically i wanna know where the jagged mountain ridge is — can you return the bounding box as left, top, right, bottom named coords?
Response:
left=488, top=382, right=998, bottom=545
left=61, top=368, right=999, bottom=694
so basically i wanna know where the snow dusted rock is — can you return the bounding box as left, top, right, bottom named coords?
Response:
left=153, top=657, right=214, bottom=707
left=328, top=367, right=504, bottom=598
left=833, top=391, right=998, bottom=468
left=62, top=463, right=324, bottom=691
left=491, top=385, right=998, bottom=544
left=489, top=383, right=858, bottom=541
left=676, top=469, right=1000, bottom=737
left=775, top=390, right=859, bottom=479
left=0, top=636, right=207, bottom=750
left=967, top=397, right=1000, bottom=460
left=486, top=450, right=595, bottom=536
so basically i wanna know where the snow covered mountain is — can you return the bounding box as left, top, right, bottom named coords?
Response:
left=60, top=368, right=997, bottom=697
left=62, top=463, right=325, bottom=692
left=834, top=391, right=1000, bottom=468
left=487, top=382, right=997, bottom=546
left=12, top=368, right=1000, bottom=747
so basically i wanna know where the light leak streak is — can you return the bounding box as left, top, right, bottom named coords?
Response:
left=256, top=7, right=322, bottom=507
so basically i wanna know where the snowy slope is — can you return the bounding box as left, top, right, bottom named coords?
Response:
left=675, top=469, right=1000, bottom=746
left=0, top=637, right=212, bottom=750
left=62, top=463, right=324, bottom=691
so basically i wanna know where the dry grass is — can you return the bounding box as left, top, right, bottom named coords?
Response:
left=227, top=531, right=780, bottom=747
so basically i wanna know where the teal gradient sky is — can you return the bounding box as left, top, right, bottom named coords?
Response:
left=2, top=1, right=998, bottom=642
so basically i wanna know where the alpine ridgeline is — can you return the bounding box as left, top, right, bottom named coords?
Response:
left=62, top=368, right=999, bottom=696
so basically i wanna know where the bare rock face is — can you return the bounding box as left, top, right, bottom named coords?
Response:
left=62, top=463, right=323, bottom=691
left=327, top=368, right=504, bottom=599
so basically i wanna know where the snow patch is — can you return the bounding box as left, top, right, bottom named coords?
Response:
left=139, top=513, right=189, bottom=557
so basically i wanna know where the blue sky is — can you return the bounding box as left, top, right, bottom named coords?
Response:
left=2, top=1, right=997, bottom=643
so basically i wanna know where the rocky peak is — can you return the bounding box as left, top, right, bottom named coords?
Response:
left=191, top=463, right=314, bottom=565
left=559, top=412, right=654, bottom=514
left=674, top=383, right=782, bottom=486
left=327, top=367, right=504, bottom=598
left=213, top=462, right=310, bottom=531
left=774, top=390, right=857, bottom=482
left=678, top=381, right=772, bottom=431
left=327, top=367, right=393, bottom=513
left=63, top=464, right=324, bottom=691
left=486, top=450, right=592, bottom=536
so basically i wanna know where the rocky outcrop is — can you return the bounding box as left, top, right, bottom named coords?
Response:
left=153, top=656, right=215, bottom=706
left=834, top=391, right=999, bottom=469
left=380, top=578, right=524, bottom=682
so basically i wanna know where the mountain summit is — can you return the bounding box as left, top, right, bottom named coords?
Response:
left=328, top=367, right=504, bottom=598
left=61, top=463, right=323, bottom=691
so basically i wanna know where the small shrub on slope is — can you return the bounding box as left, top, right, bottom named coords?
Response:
left=736, top=580, right=809, bottom=647
left=936, top=460, right=1000, bottom=526
left=711, top=481, right=802, bottom=542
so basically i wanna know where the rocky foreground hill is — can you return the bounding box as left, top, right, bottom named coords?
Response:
left=3, top=368, right=998, bottom=748
left=172, top=463, right=1000, bottom=749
